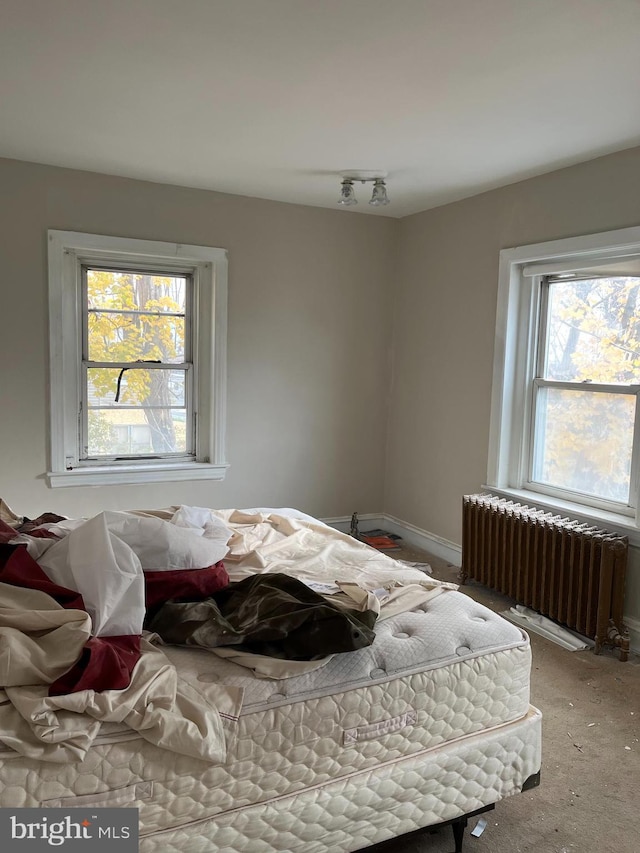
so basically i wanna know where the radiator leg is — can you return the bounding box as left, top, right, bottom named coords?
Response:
left=596, top=622, right=630, bottom=662
left=620, top=637, right=630, bottom=664
left=608, top=622, right=630, bottom=663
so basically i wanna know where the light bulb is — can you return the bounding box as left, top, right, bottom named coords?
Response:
left=337, top=179, right=358, bottom=206
left=369, top=179, right=390, bottom=206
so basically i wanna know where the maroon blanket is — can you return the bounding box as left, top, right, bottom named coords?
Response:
left=0, top=541, right=228, bottom=694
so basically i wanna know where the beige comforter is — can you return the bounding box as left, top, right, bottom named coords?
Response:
left=0, top=582, right=242, bottom=764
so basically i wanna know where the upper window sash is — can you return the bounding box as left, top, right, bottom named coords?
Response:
left=522, top=255, right=640, bottom=278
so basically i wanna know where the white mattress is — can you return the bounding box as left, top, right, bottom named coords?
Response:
left=0, top=588, right=540, bottom=852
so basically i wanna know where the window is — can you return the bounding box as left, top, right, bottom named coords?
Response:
left=47, top=231, right=228, bottom=487
left=488, top=225, right=640, bottom=530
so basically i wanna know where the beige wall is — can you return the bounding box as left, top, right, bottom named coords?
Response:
left=0, top=158, right=397, bottom=519
left=386, top=145, right=640, bottom=630
left=2, top=148, right=639, bottom=632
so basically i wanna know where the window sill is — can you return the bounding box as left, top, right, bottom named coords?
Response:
left=483, top=485, right=640, bottom=548
left=47, top=462, right=229, bottom=488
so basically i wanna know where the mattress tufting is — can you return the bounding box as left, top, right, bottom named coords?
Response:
left=0, top=587, right=539, bottom=852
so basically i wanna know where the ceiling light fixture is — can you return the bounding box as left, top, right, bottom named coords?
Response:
left=337, top=171, right=390, bottom=207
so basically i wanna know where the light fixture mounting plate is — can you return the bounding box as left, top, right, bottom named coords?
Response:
left=340, top=170, right=387, bottom=182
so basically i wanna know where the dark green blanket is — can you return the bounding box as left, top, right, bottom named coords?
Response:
left=148, top=572, right=377, bottom=660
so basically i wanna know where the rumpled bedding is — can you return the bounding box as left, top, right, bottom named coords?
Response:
left=149, top=508, right=456, bottom=678
left=0, top=502, right=455, bottom=764
left=213, top=509, right=444, bottom=590
left=0, top=505, right=238, bottom=763
left=0, top=595, right=241, bottom=765
left=0, top=582, right=91, bottom=686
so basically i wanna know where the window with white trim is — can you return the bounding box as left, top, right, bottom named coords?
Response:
left=488, top=226, right=640, bottom=528
left=47, top=231, right=228, bottom=487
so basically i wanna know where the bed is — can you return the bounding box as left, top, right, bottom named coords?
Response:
left=0, top=504, right=541, bottom=852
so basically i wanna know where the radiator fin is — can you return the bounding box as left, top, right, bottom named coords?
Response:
left=462, top=494, right=629, bottom=660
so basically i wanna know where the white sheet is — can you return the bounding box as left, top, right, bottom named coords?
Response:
left=214, top=509, right=446, bottom=589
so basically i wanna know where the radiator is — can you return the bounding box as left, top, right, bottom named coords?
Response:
left=462, top=494, right=629, bottom=661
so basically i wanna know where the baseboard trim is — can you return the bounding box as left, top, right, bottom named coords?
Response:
left=322, top=512, right=461, bottom=567
left=322, top=513, right=381, bottom=533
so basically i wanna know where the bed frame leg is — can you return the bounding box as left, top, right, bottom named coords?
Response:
left=451, top=816, right=467, bottom=851
left=448, top=802, right=497, bottom=852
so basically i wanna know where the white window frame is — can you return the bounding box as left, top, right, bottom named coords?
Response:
left=47, top=230, right=229, bottom=487
left=488, top=224, right=640, bottom=540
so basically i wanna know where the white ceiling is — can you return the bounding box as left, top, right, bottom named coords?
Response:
left=2, top=0, right=639, bottom=218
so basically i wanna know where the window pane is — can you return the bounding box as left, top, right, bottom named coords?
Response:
left=87, top=367, right=186, bottom=407
left=87, top=409, right=188, bottom=456
left=86, top=269, right=186, bottom=364
left=544, top=277, right=640, bottom=383
left=87, top=311, right=185, bottom=363
left=87, top=270, right=186, bottom=312
left=532, top=387, right=635, bottom=503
